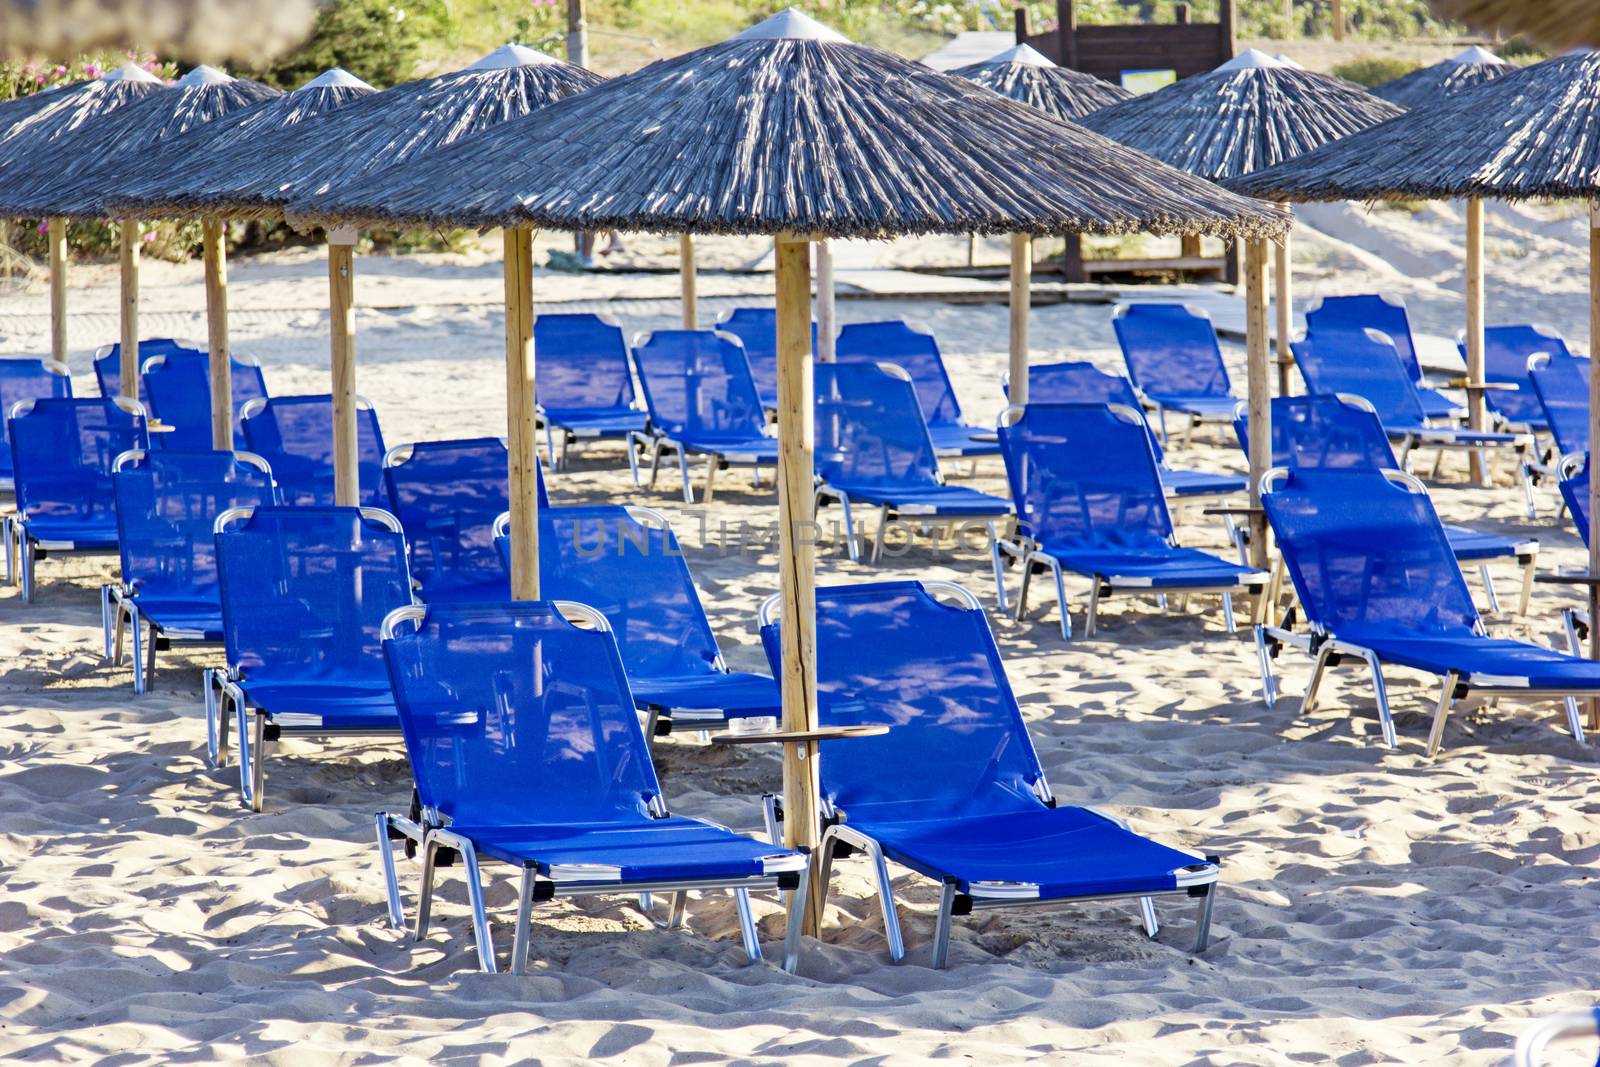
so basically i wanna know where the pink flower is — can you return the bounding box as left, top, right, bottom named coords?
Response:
left=36, top=222, right=47, bottom=235
left=141, top=231, right=155, bottom=243
left=84, top=63, right=100, bottom=77
left=53, top=65, right=66, bottom=76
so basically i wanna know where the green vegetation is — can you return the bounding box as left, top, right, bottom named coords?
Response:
left=248, top=0, right=446, bottom=89
left=1330, top=56, right=1420, bottom=87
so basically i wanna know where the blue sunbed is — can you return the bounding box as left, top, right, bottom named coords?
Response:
left=1304, top=293, right=1457, bottom=419
left=1458, top=323, right=1569, bottom=433
left=1529, top=354, right=1588, bottom=459
left=93, top=338, right=203, bottom=403
left=1112, top=303, right=1238, bottom=440
left=836, top=320, right=999, bottom=458
left=239, top=393, right=388, bottom=507
left=715, top=307, right=819, bottom=410
left=141, top=349, right=268, bottom=451
left=532, top=313, right=647, bottom=477
left=0, top=357, right=71, bottom=490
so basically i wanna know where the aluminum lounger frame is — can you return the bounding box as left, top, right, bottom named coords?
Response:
left=758, top=581, right=1220, bottom=968
left=535, top=313, right=644, bottom=479
left=1524, top=352, right=1585, bottom=518
left=1253, top=467, right=1584, bottom=756
left=1112, top=303, right=1237, bottom=447
left=205, top=504, right=412, bottom=812
left=0, top=358, right=70, bottom=493
left=1514, top=1010, right=1600, bottom=1067
left=373, top=600, right=810, bottom=976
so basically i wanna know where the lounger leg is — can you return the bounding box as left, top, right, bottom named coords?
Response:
left=703, top=456, right=718, bottom=503
left=559, top=434, right=573, bottom=474
left=1518, top=557, right=1535, bottom=618
left=625, top=432, right=641, bottom=486
left=99, top=586, right=113, bottom=659
left=139, top=619, right=157, bottom=695
left=1521, top=461, right=1538, bottom=519
left=1192, top=884, right=1217, bottom=953
left=1, top=516, right=11, bottom=585
left=865, top=839, right=905, bottom=962
left=21, top=537, right=33, bottom=603
left=1361, top=651, right=1397, bottom=749
left=1138, top=896, right=1161, bottom=939
left=762, top=794, right=782, bottom=848
left=415, top=838, right=439, bottom=940
left=783, top=854, right=811, bottom=974
left=375, top=813, right=407, bottom=930
left=1565, top=609, right=1585, bottom=657
left=1155, top=407, right=1170, bottom=446
left=931, top=880, right=957, bottom=970
left=1085, top=580, right=1102, bottom=638
left=832, top=492, right=860, bottom=563
left=1050, top=561, right=1072, bottom=641
left=678, top=450, right=694, bottom=504
left=1012, top=554, right=1033, bottom=622
left=455, top=838, right=498, bottom=974
left=1302, top=643, right=1334, bottom=716
left=869, top=505, right=891, bottom=565
left=240, top=709, right=267, bottom=813
left=664, top=891, right=688, bottom=931
left=734, top=889, right=762, bottom=963
left=112, top=601, right=127, bottom=665
left=1425, top=671, right=1459, bottom=758
left=511, top=864, right=536, bottom=976
left=1254, top=625, right=1278, bottom=706
left=204, top=670, right=222, bottom=764
left=1221, top=591, right=1237, bottom=634
left=1479, top=565, right=1501, bottom=615
left=544, top=422, right=558, bottom=472
left=646, top=438, right=663, bottom=489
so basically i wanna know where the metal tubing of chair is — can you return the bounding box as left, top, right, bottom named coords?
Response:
left=129, top=614, right=144, bottom=693
left=375, top=814, right=406, bottom=930
left=677, top=451, right=693, bottom=504
left=21, top=538, right=33, bottom=603
left=1519, top=559, right=1535, bottom=617
left=249, top=711, right=267, bottom=812
left=1253, top=626, right=1278, bottom=706
left=867, top=839, right=905, bottom=962
left=1480, top=565, right=1502, bottom=614
left=782, top=853, right=811, bottom=974
left=1221, top=591, right=1236, bottom=634
left=703, top=455, right=718, bottom=502
left=931, top=881, right=957, bottom=969
left=667, top=891, right=688, bottom=930
left=869, top=504, right=891, bottom=565
left=1012, top=552, right=1033, bottom=622
left=451, top=836, right=497, bottom=974
left=204, top=671, right=222, bottom=764
left=1302, top=644, right=1334, bottom=716
left=1138, top=896, right=1161, bottom=939
left=1086, top=580, right=1102, bottom=638
left=141, top=620, right=157, bottom=693
left=511, top=866, right=536, bottom=976
left=734, top=888, right=762, bottom=962
left=988, top=529, right=1009, bottom=613
left=1563, top=697, right=1586, bottom=744
left=762, top=795, right=781, bottom=848
left=235, top=701, right=255, bottom=808
left=99, top=587, right=113, bottom=659
left=415, top=839, right=438, bottom=940
left=1362, top=651, right=1397, bottom=748
left=625, top=434, right=641, bottom=485
left=1192, top=884, right=1216, bottom=953
left=1050, top=561, right=1072, bottom=640
left=1426, top=671, right=1459, bottom=757
left=1565, top=609, right=1585, bottom=657
left=112, top=601, right=126, bottom=665
left=1, top=516, right=11, bottom=585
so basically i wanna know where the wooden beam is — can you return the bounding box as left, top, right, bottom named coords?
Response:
left=814, top=239, right=835, bottom=363
left=1330, top=0, right=1344, bottom=40
left=504, top=226, right=539, bottom=601
left=774, top=231, right=824, bottom=937
left=48, top=218, right=67, bottom=369
left=1009, top=233, right=1032, bottom=405
left=1059, top=232, right=1085, bottom=282
left=202, top=220, right=232, bottom=451
left=1245, top=237, right=1271, bottom=574
left=118, top=220, right=140, bottom=398
left=1465, top=198, right=1487, bottom=484
left=326, top=232, right=359, bottom=507
left=566, top=0, right=588, bottom=67
left=1274, top=229, right=1293, bottom=396
left=1589, top=204, right=1599, bottom=729
left=680, top=234, right=697, bottom=329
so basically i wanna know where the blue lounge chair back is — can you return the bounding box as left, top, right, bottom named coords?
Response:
left=1020, top=361, right=1166, bottom=461
left=1560, top=455, right=1590, bottom=546
left=1464, top=325, right=1569, bottom=427
left=532, top=313, right=637, bottom=419
left=835, top=321, right=965, bottom=430
left=0, top=358, right=71, bottom=483
left=113, top=450, right=278, bottom=607
left=1112, top=304, right=1232, bottom=401
left=631, top=330, right=767, bottom=445
left=9, top=397, right=146, bottom=533
left=1291, top=328, right=1427, bottom=429
left=215, top=506, right=412, bottom=688
left=239, top=394, right=388, bottom=507
left=1530, top=356, right=1590, bottom=456
left=142, top=352, right=268, bottom=451
left=759, top=580, right=1046, bottom=820
left=815, top=362, right=942, bottom=491
left=382, top=601, right=660, bottom=827
left=1233, top=395, right=1400, bottom=470
left=716, top=307, right=818, bottom=407
left=998, top=403, right=1171, bottom=550
left=94, top=339, right=202, bottom=401
left=1263, top=467, right=1479, bottom=639
left=1305, top=294, right=1424, bottom=383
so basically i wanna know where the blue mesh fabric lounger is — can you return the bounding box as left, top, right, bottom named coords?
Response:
left=4, top=396, right=148, bottom=601
left=107, top=450, right=278, bottom=699
left=1529, top=354, right=1589, bottom=459
left=1232, top=395, right=1539, bottom=616
left=630, top=329, right=778, bottom=503
left=1304, top=294, right=1458, bottom=419
left=757, top=579, right=1219, bottom=967
left=141, top=350, right=268, bottom=451
left=1457, top=324, right=1569, bottom=433
left=1555, top=453, right=1594, bottom=657
left=0, top=357, right=71, bottom=490
left=995, top=402, right=1266, bottom=639
left=93, top=338, right=203, bottom=403
left=715, top=307, right=818, bottom=410
left=382, top=437, right=547, bottom=604
left=493, top=504, right=779, bottom=734
left=531, top=313, right=647, bottom=477
left=816, top=361, right=1011, bottom=566
left=376, top=600, right=810, bottom=975
left=835, top=320, right=999, bottom=459
left=212, top=505, right=415, bottom=811
left=239, top=394, right=388, bottom=507
left=1256, top=466, right=1594, bottom=755
left=1111, top=303, right=1239, bottom=442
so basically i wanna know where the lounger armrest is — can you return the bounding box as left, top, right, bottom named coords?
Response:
left=1534, top=573, right=1600, bottom=586
left=1444, top=379, right=1517, bottom=391
left=709, top=725, right=890, bottom=746
left=1202, top=506, right=1262, bottom=518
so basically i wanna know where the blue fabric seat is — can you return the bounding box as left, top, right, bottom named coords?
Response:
left=758, top=580, right=1218, bottom=967
left=5, top=397, right=147, bottom=601
left=1112, top=304, right=1239, bottom=440
left=108, top=450, right=278, bottom=697
left=141, top=350, right=268, bottom=451
left=93, top=338, right=202, bottom=404
left=240, top=394, right=388, bottom=508
left=716, top=307, right=818, bottom=410
left=532, top=314, right=647, bottom=476
left=995, top=403, right=1265, bottom=639
left=376, top=600, right=809, bottom=975
left=631, top=330, right=778, bottom=502
left=815, top=361, right=1011, bottom=565
left=0, top=357, right=72, bottom=488
left=1530, top=355, right=1589, bottom=458
left=212, top=505, right=414, bottom=811
left=1459, top=324, right=1569, bottom=432
left=1257, top=466, right=1592, bottom=755
left=835, top=321, right=998, bottom=459
left=1305, top=294, right=1458, bottom=419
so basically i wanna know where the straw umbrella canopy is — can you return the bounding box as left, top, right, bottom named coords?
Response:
left=1372, top=45, right=1511, bottom=110
left=950, top=43, right=1132, bottom=122
left=294, top=7, right=1288, bottom=935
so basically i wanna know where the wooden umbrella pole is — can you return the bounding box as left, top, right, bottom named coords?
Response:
left=774, top=231, right=823, bottom=936
left=202, top=220, right=233, bottom=451
left=504, top=226, right=540, bottom=601
left=1245, top=238, right=1272, bottom=578
left=1274, top=227, right=1292, bottom=396
left=326, top=229, right=359, bottom=507
left=1465, top=198, right=1487, bottom=484
left=1588, top=204, right=1600, bottom=730
left=680, top=234, right=697, bottom=329
left=1009, top=233, right=1032, bottom=405
left=48, top=218, right=67, bottom=369
left=815, top=239, right=835, bottom=363
left=118, top=220, right=141, bottom=398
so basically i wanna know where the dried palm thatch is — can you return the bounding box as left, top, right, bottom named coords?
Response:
left=1230, top=50, right=1600, bottom=202
left=1080, top=49, right=1404, bottom=182
left=294, top=10, right=1288, bottom=240
left=0, top=64, right=165, bottom=176
left=0, top=0, right=318, bottom=65
left=0, top=65, right=278, bottom=218
left=105, top=69, right=375, bottom=218
left=950, top=43, right=1132, bottom=122
left=114, top=45, right=601, bottom=224
left=1372, top=46, right=1511, bottom=110
left=1431, top=0, right=1600, bottom=50
left=0, top=82, right=87, bottom=137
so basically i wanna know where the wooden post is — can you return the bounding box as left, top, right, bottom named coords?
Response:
left=504, top=226, right=540, bottom=601
left=202, top=220, right=233, bottom=451
left=1009, top=233, right=1032, bottom=405
left=1061, top=0, right=1078, bottom=69
left=566, top=0, right=588, bottom=67
left=1281, top=0, right=1294, bottom=36
left=1059, top=233, right=1085, bottom=283
left=1274, top=227, right=1293, bottom=396
left=774, top=231, right=823, bottom=936
left=48, top=218, right=67, bottom=369
left=1465, top=198, right=1487, bottom=484
left=118, top=220, right=140, bottom=397
left=1588, top=204, right=1600, bottom=730
left=1180, top=234, right=1202, bottom=259
left=1245, top=238, right=1271, bottom=574
left=326, top=229, right=359, bottom=507
left=680, top=234, right=697, bottom=329
left=1330, top=0, right=1344, bottom=40
left=815, top=239, right=836, bottom=363
left=1013, top=6, right=1028, bottom=42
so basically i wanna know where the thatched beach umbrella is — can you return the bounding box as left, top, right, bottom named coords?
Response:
left=1372, top=45, right=1510, bottom=110
left=293, top=8, right=1288, bottom=933
left=950, top=43, right=1132, bottom=122
left=1231, top=49, right=1600, bottom=692
left=0, top=65, right=278, bottom=395
left=1083, top=49, right=1403, bottom=395
left=0, top=63, right=166, bottom=369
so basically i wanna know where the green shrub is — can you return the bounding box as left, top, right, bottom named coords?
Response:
left=1499, top=36, right=1548, bottom=61
left=1331, top=56, right=1420, bottom=88
left=248, top=0, right=447, bottom=90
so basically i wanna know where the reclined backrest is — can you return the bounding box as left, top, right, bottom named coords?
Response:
left=815, top=362, right=941, bottom=491
left=835, top=321, right=964, bottom=430
left=142, top=352, right=268, bottom=451
left=1291, top=328, right=1425, bottom=428
left=239, top=394, right=387, bottom=507
left=383, top=438, right=519, bottom=599
left=716, top=307, right=819, bottom=407
left=1560, top=455, right=1590, bottom=547
left=1530, top=355, right=1591, bottom=456
left=1112, top=304, right=1231, bottom=401
left=0, top=359, right=72, bottom=481
left=1471, top=324, right=1568, bottom=427
left=1023, top=361, right=1165, bottom=461
left=1305, top=294, right=1423, bottom=383
left=94, top=339, right=202, bottom=402
left=532, top=313, right=636, bottom=415
left=382, top=601, right=661, bottom=827
left=1232, top=395, right=1400, bottom=470
left=9, top=397, right=146, bottom=527
left=631, top=330, right=767, bottom=443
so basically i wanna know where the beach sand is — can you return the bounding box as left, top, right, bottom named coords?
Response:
left=0, top=209, right=1596, bottom=1064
